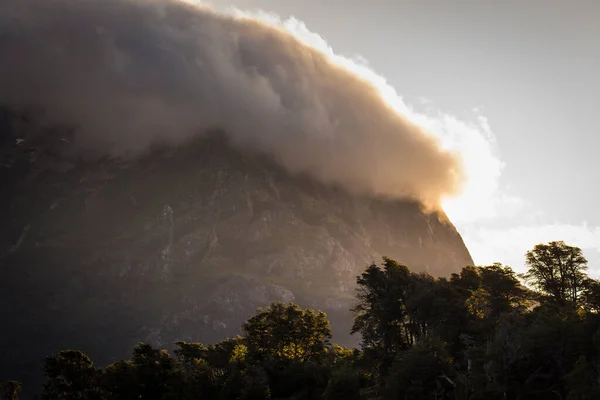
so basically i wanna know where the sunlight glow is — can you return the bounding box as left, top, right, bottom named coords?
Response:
left=229, top=9, right=505, bottom=223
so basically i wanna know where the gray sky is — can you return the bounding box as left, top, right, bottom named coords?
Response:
left=209, top=0, right=600, bottom=272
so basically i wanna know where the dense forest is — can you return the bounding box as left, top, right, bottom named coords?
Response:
left=3, top=240, right=600, bottom=400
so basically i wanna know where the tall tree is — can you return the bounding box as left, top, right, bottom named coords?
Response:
left=479, top=263, right=530, bottom=320
left=351, top=258, right=413, bottom=357
left=521, top=241, right=588, bottom=306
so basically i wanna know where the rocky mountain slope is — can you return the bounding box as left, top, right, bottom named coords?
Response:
left=0, top=111, right=473, bottom=388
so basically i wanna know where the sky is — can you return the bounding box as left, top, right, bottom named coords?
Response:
left=207, top=0, right=600, bottom=273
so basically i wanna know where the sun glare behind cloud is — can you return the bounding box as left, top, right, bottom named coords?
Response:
left=231, top=8, right=506, bottom=224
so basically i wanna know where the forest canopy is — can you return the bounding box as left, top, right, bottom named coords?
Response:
left=3, top=241, right=600, bottom=400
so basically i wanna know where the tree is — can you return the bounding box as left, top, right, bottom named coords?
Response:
left=129, top=343, right=179, bottom=400
left=478, top=264, right=530, bottom=320
left=174, top=341, right=208, bottom=370
left=100, top=361, right=139, bottom=400
left=351, top=258, right=413, bottom=358
left=174, top=341, right=222, bottom=399
left=450, top=265, right=481, bottom=294
left=408, top=274, right=470, bottom=348
left=581, top=279, right=600, bottom=313
left=23, top=250, right=600, bottom=399
left=42, top=350, right=100, bottom=400
left=242, top=302, right=331, bottom=364
left=240, top=303, right=332, bottom=399
left=521, top=241, right=588, bottom=306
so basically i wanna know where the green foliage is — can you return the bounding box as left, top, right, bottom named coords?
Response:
left=242, top=302, right=331, bottom=364
left=26, top=241, right=600, bottom=400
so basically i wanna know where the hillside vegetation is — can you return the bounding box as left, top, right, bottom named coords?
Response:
left=3, top=241, right=600, bottom=400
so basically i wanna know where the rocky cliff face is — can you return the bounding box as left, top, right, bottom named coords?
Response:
left=0, top=113, right=472, bottom=387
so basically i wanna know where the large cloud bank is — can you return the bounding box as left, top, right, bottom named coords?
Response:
left=0, top=0, right=465, bottom=208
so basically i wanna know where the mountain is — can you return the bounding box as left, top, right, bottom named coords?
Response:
left=0, top=111, right=473, bottom=391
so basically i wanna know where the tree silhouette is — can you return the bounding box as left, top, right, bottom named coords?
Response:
left=23, top=243, right=600, bottom=400
left=521, top=241, right=588, bottom=306
left=351, top=258, right=413, bottom=359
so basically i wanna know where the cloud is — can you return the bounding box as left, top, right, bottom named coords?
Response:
left=195, top=2, right=600, bottom=278
left=0, top=0, right=474, bottom=209
left=238, top=12, right=507, bottom=223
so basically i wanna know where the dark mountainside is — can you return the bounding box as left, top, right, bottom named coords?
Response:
left=0, top=110, right=472, bottom=391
